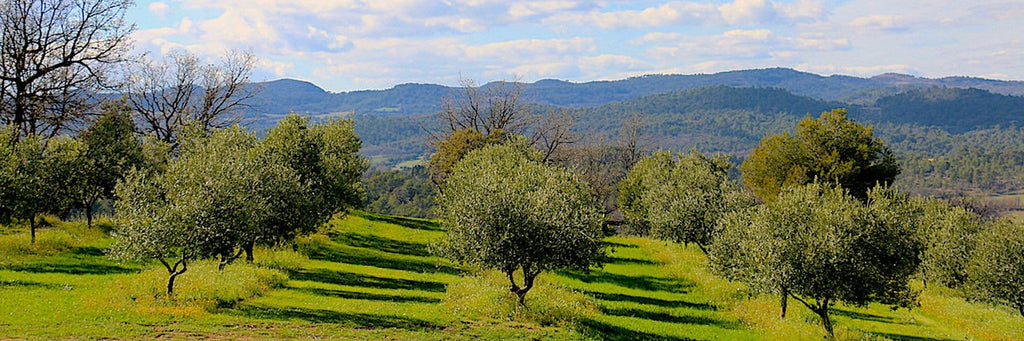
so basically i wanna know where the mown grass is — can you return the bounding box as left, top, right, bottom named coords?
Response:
left=1, top=211, right=1022, bottom=340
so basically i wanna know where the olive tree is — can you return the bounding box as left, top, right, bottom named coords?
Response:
left=434, top=141, right=605, bottom=305
left=428, top=78, right=575, bottom=188
left=741, top=109, right=900, bottom=201
left=916, top=198, right=984, bottom=289
left=73, top=101, right=143, bottom=227
left=112, top=116, right=365, bottom=294
left=711, top=183, right=923, bottom=337
left=619, top=150, right=753, bottom=254
left=111, top=126, right=303, bottom=294
left=427, top=128, right=504, bottom=189
left=249, top=114, right=366, bottom=261
left=966, top=219, right=1024, bottom=317
left=0, top=126, right=82, bottom=242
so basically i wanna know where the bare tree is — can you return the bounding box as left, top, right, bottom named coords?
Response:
left=434, top=78, right=533, bottom=137
left=533, top=108, right=576, bottom=162
left=125, top=49, right=258, bottom=149
left=431, top=77, right=576, bottom=162
left=618, top=112, right=649, bottom=169
left=0, top=0, right=134, bottom=140
left=549, top=112, right=648, bottom=219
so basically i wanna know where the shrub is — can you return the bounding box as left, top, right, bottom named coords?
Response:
left=115, top=260, right=288, bottom=312
left=253, top=246, right=309, bottom=271
left=0, top=218, right=102, bottom=257
left=295, top=233, right=333, bottom=256
left=443, top=269, right=599, bottom=327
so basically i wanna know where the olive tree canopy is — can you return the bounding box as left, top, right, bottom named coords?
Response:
left=434, top=141, right=605, bottom=305
left=711, top=184, right=923, bottom=337
left=619, top=150, right=753, bottom=254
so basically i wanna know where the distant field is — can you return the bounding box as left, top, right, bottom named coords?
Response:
left=1, top=212, right=1021, bottom=340
left=394, top=157, right=427, bottom=169
left=982, top=193, right=1024, bottom=222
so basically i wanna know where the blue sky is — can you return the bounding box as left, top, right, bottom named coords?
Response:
left=128, top=0, right=1024, bottom=92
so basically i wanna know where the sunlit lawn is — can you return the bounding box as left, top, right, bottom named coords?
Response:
left=1, top=212, right=1022, bottom=340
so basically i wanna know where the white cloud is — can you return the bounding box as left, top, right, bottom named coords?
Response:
left=127, top=0, right=1024, bottom=90
left=578, top=55, right=651, bottom=79
left=797, top=64, right=918, bottom=77
left=547, top=0, right=826, bottom=29
left=258, top=59, right=295, bottom=78
left=464, top=38, right=595, bottom=60
left=849, top=15, right=909, bottom=33
left=647, top=29, right=848, bottom=62
left=718, top=0, right=777, bottom=25
left=148, top=2, right=170, bottom=16
left=509, top=1, right=583, bottom=19
left=545, top=2, right=718, bottom=29
left=778, top=0, right=826, bottom=22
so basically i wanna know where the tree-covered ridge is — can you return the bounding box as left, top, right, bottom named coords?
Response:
left=244, top=68, right=1024, bottom=117
left=862, top=87, right=1024, bottom=133
left=350, top=85, right=1024, bottom=198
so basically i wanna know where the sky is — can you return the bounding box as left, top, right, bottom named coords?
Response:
left=127, top=0, right=1024, bottom=92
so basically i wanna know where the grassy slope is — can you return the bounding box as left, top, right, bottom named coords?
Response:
left=1, top=212, right=1022, bottom=340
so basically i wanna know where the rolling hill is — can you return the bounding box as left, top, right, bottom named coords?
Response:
left=246, top=68, right=1024, bottom=118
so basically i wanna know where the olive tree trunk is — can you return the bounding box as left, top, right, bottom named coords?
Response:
left=159, top=256, right=189, bottom=295
left=506, top=265, right=541, bottom=306
left=791, top=293, right=834, bottom=338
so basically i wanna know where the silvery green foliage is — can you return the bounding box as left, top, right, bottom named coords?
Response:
left=111, top=115, right=366, bottom=278
left=256, top=114, right=366, bottom=246
left=73, top=104, right=144, bottom=226
left=916, top=199, right=984, bottom=289
left=434, top=141, right=605, bottom=303
left=711, top=183, right=923, bottom=336
left=0, top=127, right=83, bottom=240
left=110, top=126, right=292, bottom=262
left=308, top=116, right=367, bottom=213
left=619, top=150, right=753, bottom=252
left=966, top=219, right=1024, bottom=317
left=617, top=151, right=673, bottom=235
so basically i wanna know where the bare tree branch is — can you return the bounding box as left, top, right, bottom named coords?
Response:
left=0, top=0, right=134, bottom=141
left=125, top=48, right=259, bottom=149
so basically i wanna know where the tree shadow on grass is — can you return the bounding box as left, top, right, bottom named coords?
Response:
left=356, top=213, right=443, bottom=232
left=0, top=279, right=61, bottom=289
left=586, top=291, right=715, bottom=311
left=558, top=270, right=693, bottom=293
left=71, top=246, right=106, bottom=256
left=606, top=255, right=661, bottom=266
left=869, top=332, right=958, bottom=341
left=288, top=268, right=446, bottom=293
left=294, top=286, right=441, bottom=304
left=306, top=245, right=460, bottom=275
left=2, top=259, right=138, bottom=275
left=601, top=307, right=740, bottom=329
left=832, top=308, right=915, bottom=325
left=327, top=232, right=431, bottom=257
left=578, top=318, right=697, bottom=341
left=232, top=304, right=444, bottom=330
left=604, top=240, right=639, bottom=249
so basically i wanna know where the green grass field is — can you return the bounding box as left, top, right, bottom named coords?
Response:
left=1, top=212, right=1022, bottom=340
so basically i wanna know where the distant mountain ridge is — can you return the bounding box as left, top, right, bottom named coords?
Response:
left=247, top=68, right=1024, bottom=118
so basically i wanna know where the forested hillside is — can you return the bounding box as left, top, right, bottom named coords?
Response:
left=246, top=72, right=1024, bottom=200
left=246, top=68, right=1024, bottom=117
left=353, top=84, right=1024, bottom=217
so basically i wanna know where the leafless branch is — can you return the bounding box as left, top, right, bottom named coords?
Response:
left=125, top=48, right=258, bottom=148
left=0, top=0, right=134, bottom=140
